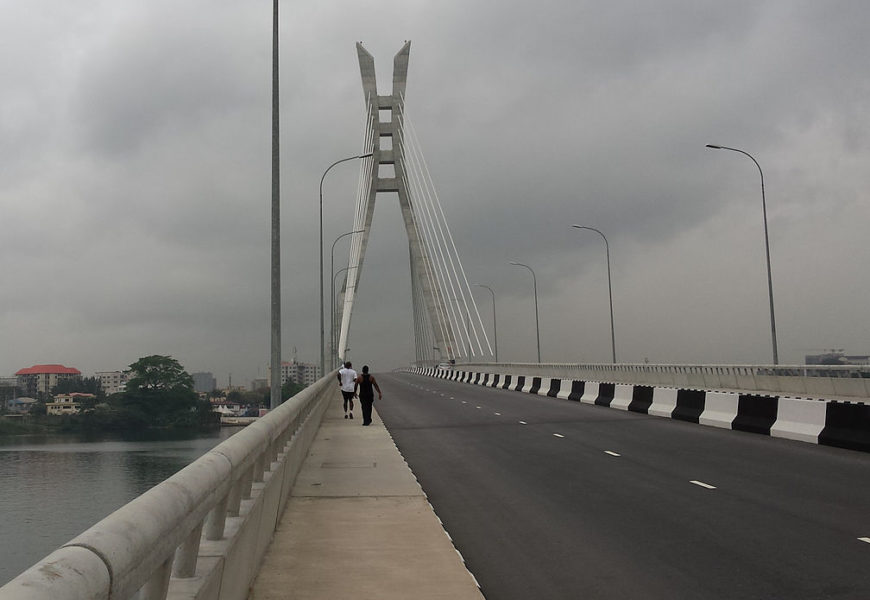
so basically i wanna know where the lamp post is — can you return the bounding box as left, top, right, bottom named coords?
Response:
left=706, top=144, right=778, bottom=365
left=269, top=0, right=280, bottom=409
left=332, top=267, right=350, bottom=370
left=320, top=153, right=373, bottom=378
left=331, top=230, right=364, bottom=370
left=509, top=262, right=541, bottom=363
left=571, top=225, right=616, bottom=363
left=473, top=284, right=498, bottom=362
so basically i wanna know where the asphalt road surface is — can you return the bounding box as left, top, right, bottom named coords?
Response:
left=374, top=372, right=870, bottom=600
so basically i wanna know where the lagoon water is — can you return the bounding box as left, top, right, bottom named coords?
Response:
left=0, top=428, right=237, bottom=586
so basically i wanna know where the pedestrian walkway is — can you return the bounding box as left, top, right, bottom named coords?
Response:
left=248, top=390, right=484, bottom=600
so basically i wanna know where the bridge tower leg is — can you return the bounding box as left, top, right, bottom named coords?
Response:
left=336, top=42, right=455, bottom=364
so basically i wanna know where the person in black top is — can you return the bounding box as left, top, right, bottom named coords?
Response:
left=354, top=365, right=382, bottom=426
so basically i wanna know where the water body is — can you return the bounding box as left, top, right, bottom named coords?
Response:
left=0, top=427, right=237, bottom=586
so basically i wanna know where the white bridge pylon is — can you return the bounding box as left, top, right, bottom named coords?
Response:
left=336, top=41, right=493, bottom=365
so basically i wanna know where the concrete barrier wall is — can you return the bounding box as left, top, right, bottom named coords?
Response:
left=453, top=362, right=870, bottom=400
left=0, top=373, right=338, bottom=600
left=413, top=367, right=869, bottom=453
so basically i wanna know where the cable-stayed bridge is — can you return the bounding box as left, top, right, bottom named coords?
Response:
left=335, top=42, right=492, bottom=368
left=2, top=42, right=869, bottom=600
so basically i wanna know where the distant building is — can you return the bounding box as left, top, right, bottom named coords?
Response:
left=209, top=398, right=241, bottom=416
left=276, top=361, right=320, bottom=387
left=250, top=378, right=268, bottom=391
left=7, top=397, right=37, bottom=414
left=15, top=365, right=81, bottom=397
left=0, top=376, right=19, bottom=403
left=805, top=351, right=870, bottom=366
left=95, top=371, right=129, bottom=395
left=192, top=372, right=217, bottom=394
left=46, top=393, right=95, bottom=415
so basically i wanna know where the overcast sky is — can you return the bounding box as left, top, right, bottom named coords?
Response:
left=2, top=1, right=869, bottom=387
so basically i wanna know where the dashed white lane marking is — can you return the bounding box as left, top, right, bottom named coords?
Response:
left=553, top=433, right=565, bottom=438
left=604, top=451, right=621, bottom=457
left=519, top=421, right=527, bottom=425
left=494, top=412, right=501, bottom=416
left=859, top=537, right=870, bottom=544
left=450, top=397, right=454, bottom=399
left=690, top=480, right=716, bottom=490
left=461, top=401, right=467, bottom=404
left=476, top=406, right=482, bottom=409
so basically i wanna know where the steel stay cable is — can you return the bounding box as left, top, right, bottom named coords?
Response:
left=399, top=101, right=489, bottom=355
left=398, top=122, right=467, bottom=357
left=401, top=99, right=492, bottom=356
left=397, top=116, right=468, bottom=356
left=403, top=104, right=490, bottom=356
left=397, top=119, right=460, bottom=358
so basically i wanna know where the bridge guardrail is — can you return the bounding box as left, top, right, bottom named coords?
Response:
left=0, top=371, right=338, bottom=600
left=453, top=362, right=870, bottom=400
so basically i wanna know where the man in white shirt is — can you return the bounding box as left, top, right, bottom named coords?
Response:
left=337, top=361, right=358, bottom=419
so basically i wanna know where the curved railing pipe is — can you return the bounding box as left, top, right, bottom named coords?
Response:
left=0, top=371, right=338, bottom=600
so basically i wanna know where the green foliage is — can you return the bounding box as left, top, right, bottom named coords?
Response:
left=127, top=355, right=195, bottom=392
left=282, top=380, right=305, bottom=401
left=120, top=355, right=213, bottom=428
left=52, top=376, right=104, bottom=399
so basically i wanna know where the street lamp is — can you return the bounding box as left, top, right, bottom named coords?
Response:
left=473, top=284, right=498, bottom=362
left=320, top=153, right=373, bottom=377
left=331, top=230, right=364, bottom=369
left=571, top=225, right=616, bottom=363
left=332, top=267, right=350, bottom=370
left=269, top=0, right=280, bottom=409
left=706, top=144, right=779, bottom=365
left=509, top=262, right=541, bottom=363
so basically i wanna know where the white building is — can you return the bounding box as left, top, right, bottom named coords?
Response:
left=272, top=361, right=321, bottom=388
left=46, top=393, right=94, bottom=415
left=95, top=371, right=129, bottom=395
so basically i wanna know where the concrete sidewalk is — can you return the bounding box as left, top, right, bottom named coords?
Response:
left=248, top=391, right=484, bottom=600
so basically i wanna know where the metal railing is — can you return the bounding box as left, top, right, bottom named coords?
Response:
left=454, top=362, right=870, bottom=400
left=0, top=371, right=338, bottom=600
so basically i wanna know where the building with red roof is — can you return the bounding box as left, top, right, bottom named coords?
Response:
left=15, top=364, right=82, bottom=397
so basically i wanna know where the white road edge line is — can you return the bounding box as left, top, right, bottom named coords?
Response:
left=690, top=480, right=717, bottom=490
left=859, top=537, right=870, bottom=544
left=604, top=451, right=621, bottom=457
left=553, top=433, right=565, bottom=438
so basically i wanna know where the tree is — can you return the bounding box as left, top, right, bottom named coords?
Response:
left=52, top=376, right=104, bottom=399
left=127, top=355, right=195, bottom=392
left=282, top=380, right=305, bottom=400
left=121, top=355, right=214, bottom=427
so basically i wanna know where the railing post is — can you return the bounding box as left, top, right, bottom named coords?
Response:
left=136, top=556, right=172, bottom=600
left=172, top=521, right=204, bottom=578
left=241, top=464, right=255, bottom=499
left=253, top=454, right=265, bottom=483
left=227, top=478, right=243, bottom=516
left=205, top=493, right=230, bottom=541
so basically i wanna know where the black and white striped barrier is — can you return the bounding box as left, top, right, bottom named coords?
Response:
left=408, top=368, right=869, bottom=453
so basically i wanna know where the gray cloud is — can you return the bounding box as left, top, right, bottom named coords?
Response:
left=2, top=0, right=869, bottom=385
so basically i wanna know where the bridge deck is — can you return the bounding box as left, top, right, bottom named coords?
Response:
left=248, top=390, right=482, bottom=600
